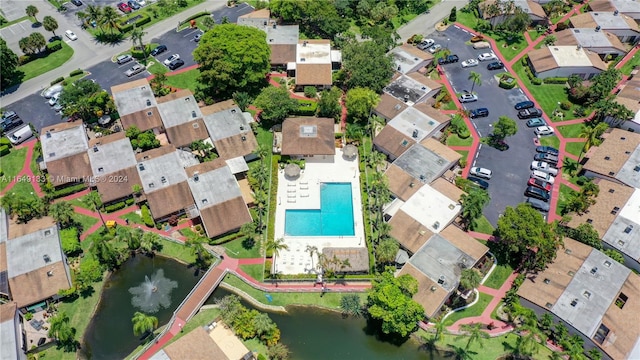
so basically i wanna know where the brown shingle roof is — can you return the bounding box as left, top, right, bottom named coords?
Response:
left=567, top=179, right=634, bottom=236
left=214, top=132, right=258, bottom=160
left=135, top=145, right=176, bottom=161
left=582, top=129, right=640, bottom=180
left=385, top=164, right=423, bottom=201
left=528, top=47, right=558, bottom=73
left=270, top=44, right=297, bottom=64
left=374, top=93, right=408, bottom=120
left=41, top=121, right=81, bottom=134
left=281, top=117, right=335, bottom=155
left=185, top=158, right=227, bottom=177
left=110, top=78, right=150, bottom=94
left=373, top=126, right=415, bottom=159
left=120, top=107, right=164, bottom=132
left=517, top=238, right=592, bottom=312
left=47, top=152, right=92, bottom=187
left=9, top=261, right=72, bottom=308
left=599, top=273, right=640, bottom=360
left=0, top=243, right=7, bottom=274
left=430, top=178, right=465, bottom=204
left=321, top=247, right=369, bottom=273
left=419, top=138, right=462, bottom=164
left=389, top=210, right=433, bottom=254
left=397, top=43, right=434, bottom=62
left=0, top=302, right=16, bottom=323
left=165, top=119, right=209, bottom=148
left=554, top=29, right=627, bottom=54
left=155, top=89, right=194, bottom=104
left=439, top=225, right=488, bottom=261
left=163, top=326, right=229, bottom=360
left=200, top=100, right=237, bottom=116
left=146, top=182, right=194, bottom=219
left=399, top=263, right=449, bottom=318
left=88, top=131, right=126, bottom=147
left=527, top=1, right=547, bottom=19
left=588, top=0, right=616, bottom=12
left=239, top=8, right=270, bottom=19
left=200, top=197, right=252, bottom=238
left=6, top=216, right=56, bottom=240
left=406, top=72, right=443, bottom=92
left=296, top=63, right=333, bottom=86
left=570, top=12, right=640, bottom=31
left=615, top=76, right=640, bottom=113
left=96, top=166, right=142, bottom=204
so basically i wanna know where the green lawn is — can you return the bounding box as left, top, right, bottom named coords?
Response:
left=165, top=68, right=200, bottom=93
left=527, top=30, right=543, bottom=42
left=472, top=216, right=494, bottom=235
left=239, top=263, right=264, bottom=282
left=68, top=195, right=91, bottom=209
left=447, top=134, right=473, bottom=147
left=147, top=60, right=168, bottom=75
left=444, top=292, right=493, bottom=326
left=5, top=181, right=35, bottom=198
left=619, top=53, right=640, bottom=76
left=539, top=135, right=560, bottom=150
left=222, top=273, right=366, bottom=309
left=390, top=13, right=419, bottom=29
left=73, top=213, right=99, bottom=233
left=565, top=141, right=585, bottom=157
left=557, top=123, right=584, bottom=138
left=442, top=99, right=458, bottom=111
left=18, top=42, right=74, bottom=83
left=556, top=184, right=576, bottom=216
left=483, top=264, right=513, bottom=289
left=0, top=147, right=27, bottom=191
left=0, top=15, right=31, bottom=29
left=119, top=211, right=145, bottom=225
left=158, top=238, right=196, bottom=264
left=455, top=11, right=528, bottom=60
left=222, top=237, right=261, bottom=259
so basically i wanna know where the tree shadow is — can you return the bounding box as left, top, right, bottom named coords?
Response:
left=362, top=317, right=411, bottom=346
left=241, top=237, right=255, bottom=250
left=80, top=285, right=95, bottom=299
left=31, top=22, right=42, bottom=28
left=94, top=32, right=126, bottom=45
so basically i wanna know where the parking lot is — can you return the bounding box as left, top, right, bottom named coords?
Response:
left=434, top=25, right=552, bottom=225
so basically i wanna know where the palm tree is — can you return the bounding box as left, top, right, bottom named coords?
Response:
left=130, top=25, right=147, bottom=63
left=43, top=16, right=59, bottom=37
left=265, top=237, right=289, bottom=259
left=339, top=293, right=362, bottom=318
left=367, top=150, right=386, bottom=170
left=118, top=226, right=140, bottom=251
left=26, top=5, right=39, bottom=22
left=433, top=318, right=447, bottom=344
left=345, top=122, right=365, bottom=144
left=48, top=312, right=76, bottom=350
left=578, top=122, right=609, bottom=159
left=100, top=6, right=120, bottom=34
left=367, top=115, right=386, bottom=139
left=252, top=312, right=275, bottom=338
left=459, top=323, right=489, bottom=350
left=201, top=15, right=216, bottom=30
left=459, top=188, right=490, bottom=230
left=186, top=235, right=213, bottom=269
left=233, top=91, right=252, bottom=111
left=76, top=10, right=88, bottom=26
left=131, top=311, right=158, bottom=336
left=49, top=201, right=74, bottom=227
left=468, top=71, right=482, bottom=93
left=305, top=245, right=318, bottom=270
left=86, top=5, right=103, bottom=30
left=140, top=232, right=162, bottom=255
left=459, top=268, right=482, bottom=291
left=83, top=191, right=106, bottom=227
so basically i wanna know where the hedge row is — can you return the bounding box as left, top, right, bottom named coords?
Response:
left=118, top=14, right=151, bottom=33
left=543, top=77, right=568, bottom=84
left=19, top=41, right=63, bottom=66
left=104, top=197, right=135, bottom=213
left=141, top=204, right=154, bottom=227
left=180, top=11, right=210, bottom=25
left=0, top=137, right=10, bottom=146
left=52, top=183, right=87, bottom=198
left=50, top=77, right=64, bottom=86
left=69, top=69, right=84, bottom=77
left=498, top=74, right=517, bottom=89
left=292, top=100, right=318, bottom=116
left=0, top=146, right=10, bottom=157
left=47, top=40, right=62, bottom=53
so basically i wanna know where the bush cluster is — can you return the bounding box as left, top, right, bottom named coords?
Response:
left=292, top=99, right=318, bottom=116
left=560, top=101, right=572, bottom=110
left=104, top=197, right=134, bottom=213
left=141, top=204, right=154, bottom=227
left=51, top=183, right=87, bottom=199
left=543, top=77, right=568, bottom=84
left=303, top=86, right=317, bottom=98
left=69, top=69, right=84, bottom=77
left=498, top=74, right=517, bottom=89
left=0, top=145, right=10, bottom=157
left=118, top=14, right=151, bottom=33
left=46, top=40, right=62, bottom=53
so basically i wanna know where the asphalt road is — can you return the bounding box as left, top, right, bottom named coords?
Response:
left=436, top=25, right=549, bottom=226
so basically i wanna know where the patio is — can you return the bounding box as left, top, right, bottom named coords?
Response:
left=23, top=309, right=53, bottom=349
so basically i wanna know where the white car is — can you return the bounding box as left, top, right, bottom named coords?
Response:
left=531, top=170, right=555, bottom=184
left=48, top=92, right=61, bottom=106
left=530, top=161, right=558, bottom=176
left=417, top=38, right=435, bottom=50
left=163, top=54, right=180, bottom=66
left=428, top=44, right=442, bottom=53
left=43, top=84, right=63, bottom=98
left=137, top=0, right=146, bottom=5
left=470, top=167, right=492, bottom=179
left=461, top=59, right=479, bottom=68
left=459, top=93, right=478, bottom=103
left=535, top=126, right=555, bottom=136
left=477, top=52, right=497, bottom=61
left=65, top=30, right=78, bottom=41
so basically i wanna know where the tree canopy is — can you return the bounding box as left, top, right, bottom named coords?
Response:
left=254, top=86, right=298, bottom=125
left=0, top=38, right=19, bottom=90
left=492, top=116, right=518, bottom=140
left=366, top=267, right=424, bottom=337
left=194, top=24, right=271, bottom=98
left=317, top=87, right=342, bottom=120
left=270, top=0, right=350, bottom=39
left=346, top=87, right=380, bottom=123
left=342, top=41, right=394, bottom=93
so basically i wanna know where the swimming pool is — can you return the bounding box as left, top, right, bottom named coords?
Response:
left=285, top=183, right=355, bottom=236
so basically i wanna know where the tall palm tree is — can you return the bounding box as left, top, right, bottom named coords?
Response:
left=49, top=201, right=74, bottom=227
left=117, top=226, right=139, bottom=251
left=76, top=10, right=88, bottom=26
left=578, top=122, right=609, bottom=160
left=460, top=188, right=490, bottom=230
left=265, top=237, right=289, bottom=259
left=252, top=312, right=275, bottom=338
left=130, top=25, right=147, bottom=62
left=468, top=71, right=482, bottom=93
left=305, top=245, right=318, bottom=270
left=141, top=232, right=161, bottom=255
left=25, top=5, right=39, bottom=22
left=432, top=318, right=447, bottom=344
left=86, top=5, right=103, bottom=30
left=83, top=191, right=106, bottom=227
left=459, top=323, right=489, bottom=351
left=48, top=312, right=76, bottom=350
left=367, top=115, right=386, bottom=139
left=186, top=235, right=213, bottom=269
left=42, top=16, right=59, bottom=37
left=100, top=6, right=120, bottom=35
left=131, top=312, right=158, bottom=336
left=459, top=268, right=482, bottom=291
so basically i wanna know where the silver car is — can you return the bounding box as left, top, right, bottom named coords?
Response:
left=125, top=63, right=145, bottom=77
left=459, top=93, right=478, bottom=103
left=43, top=84, right=63, bottom=99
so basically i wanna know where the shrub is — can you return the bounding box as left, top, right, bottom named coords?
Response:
left=195, top=224, right=203, bottom=233
left=47, top=40, right=63, bottom=53
left=573, top=106, right=587, bottom=117
left=303, top=86, right=317, bottom=98
left=560, top=101, right=572, bottom=110
left=0, top=146, right=10, bottom=157
left=293, top=99, right=318, bottom=116
left=449, top=6, right=457, bottom=22
left=69, top=69, right=84, bottom=77
left=0, top=137, right=10, bottom=146
left=141, top=204, right=154, bottom=227
left=125, top=197, right=135, bottom=206
left=118, top=14, right=151, bottom=33
left=24, top=312, right=33, bottom=321
left=556, top=22, right=569, bottom=31
left=543, top=77, right=568, bottom=84
left=181, top=11, right=210, bottom=25
left=104, top=201, right=127, bottom=213
left=52, top=183, right=86, bottom=198
left=50, top=77, right=64, bottom=85
left=532, top=77, right=543, bottom=85
left=407, top=34, right=423, bottom=44
left=521, top=55, right=529, bottom=66
left=18, top=55, right=33, bottom=65
left=499, top=74, right=517, bottom=89
left=60, top=228, right=81, bottom=255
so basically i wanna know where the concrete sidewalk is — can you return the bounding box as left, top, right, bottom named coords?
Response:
left=396, top=0, right=468, bottom=42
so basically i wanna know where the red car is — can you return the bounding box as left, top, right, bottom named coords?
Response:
left=528, top=178, right=552, bottom=192
left=117, top=2, right=132, bottom=13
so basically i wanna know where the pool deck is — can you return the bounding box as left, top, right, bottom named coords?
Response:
left=274, top=149, right=366, bottom=275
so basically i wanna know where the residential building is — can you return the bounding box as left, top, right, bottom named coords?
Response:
left=0, top=302, right=25, bottom=360
left=383, top=73, right=443, bottom=106
left=518, top=238, right=640, bottom=360
left=156, top=90, right=209, bottom=149
left=87, top=133, right=142, bottom=204
left=581, top=128, right=640, bottom=188
left=527, top=45, right=607, bottom=79
left=135, top=146, right=196, bottom=221
left=373, top=93, right=409, bottom=122
left=601, top=188, right=640, bottom=272
left=570, top=12, right=640, bottom=43
left=383, top=142, right=460, bottom=185
left=389, top=43, right=435, bottom=74
left=293, top=40, right=340, bottom=90
left=479, top=0, right=547, bottom=26
left=608, top=76, right=640, bottom=132
left=111, top=79, right=164, bottom=133
left=554, top=28, right=627, bottom=59
left=202, top=101, right=258, bottom=161
left=185, top=160, right=252, bottom=238
left=280, top=117, right=335, bottom=157
left=588, top=0, right=640, bottom=23
left=41, top=122, right=91, bottom=188
left=237, top=9, right=299, bottom=67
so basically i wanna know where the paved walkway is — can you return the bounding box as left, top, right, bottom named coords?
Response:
left=0, top=139, right=44, bottom=197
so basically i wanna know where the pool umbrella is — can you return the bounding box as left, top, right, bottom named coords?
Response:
left=284, top=163, right=301, bottom=179
left=343, top=144, right=358, bottom=160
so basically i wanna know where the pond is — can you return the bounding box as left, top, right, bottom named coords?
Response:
left=208, top=288, right=445, bottom=360
left=81, top=255, right=201, bottom=360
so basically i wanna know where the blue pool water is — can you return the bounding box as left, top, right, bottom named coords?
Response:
left=285, top=183, right=355, bottom=236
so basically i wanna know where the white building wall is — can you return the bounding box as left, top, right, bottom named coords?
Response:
left=536, top=66, right=604, bottom=79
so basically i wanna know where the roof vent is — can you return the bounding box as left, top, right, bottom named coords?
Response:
left=98, top=167, right=104, bottom=173
left=185, top=97, right=190, bottom=102
left=147, top=111, right=153, bottom=116
left=604, top=156, right=610, bottom=160
left=437, top=275, right=445, bottom=285
left=49, top=152, right=56, bottom=158
left=300, top=58, right=306, bottom=62
left=193, top=172, right=199, bottom=182
left=614, top=10, right=619, bottom=15
left=302, top=40, right=307, bottom=46
left=595, top=25, right=601, bottom=31
left=240, top=125, right=244, bottom=131
left=570, top=299, right=578, bottom=307
left=624, top=225, right=633, bottom=234
left=565, top=248, right=572, bottom=254
left=241, top=136, right=246, bottom=141
left=46, top=132, right=51, bottom=138
left=161, top=176, right=167, bottom=184
left=412, top=129, right=419, bottom=138
left=44, top=230, right=51, bottom=236
left=583, top=291, right=591, bottom=299
left=139, top=163, right=145, bottom=171
left=192, top=122, right=199, bottom=129
left=604, top=260, right=612, bottom=268
left=433, top=221, right=440, bottom=229
left=590, top=267, right=598, bottom=275
left=146, top=99, right=151, bottom=106
left=394, top=104, right=401, bottom=111
left=47, top=270, right=54, bottom=277
left=93, top=145, right=99, bottom=152
left=544, top=278, right=551, bottom=284
left=43, top=254, right=51, bottom=263
left=409, top=182, right=415, bottom=188
left=273, top=23, right=277, bottom=29
left=202, top=198, right=208, bottom=204
left=191, top=111, right=197, bottom=118
left=430, top=286, right=437, bottom=292
left=231, top=109, right=236, bottom=113
left=149, top=182, right=155, bottom=188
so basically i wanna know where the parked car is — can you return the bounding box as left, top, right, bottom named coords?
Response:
left=65, top=30, right=78, bottom=41
left=53, top=103, right=64, bottom=112
left=43, top=84, right=63, bottom=98
left=71, top=0, right=83, bottom=6
left=428, top=44, right=442, bottom=53
left=534, top=152, right=558, bottom=165
left=526, top=197, right=550, bottom=212
left=467, top=176, right=489, bottom=190
left=127, top=0, right=141, bottom=10
left=125, top=63, right=146, bottom=77
left=531, top=170, right=555, bottom=184
left=2, top=111, right=18, bottom=122
left=48, top=92, right=61, bottom=106
left=459, top=93, right=478, bottom=103
left=7, top=125, right=32, bottom=145
left=526, top=118, right=546, bottom=127
left=417, top=39, right=435, bottom=50
left=461, top=59, right=479, bottom=67
left=168, top=59, right=185, bottom=70
left=531, top=161, right=558, bottom=176
left=117, top=2, right=132, bottom=13
left=477, top=52, right=497, bottom=61
left=487, top=61, right=504, bottom=70
left=116, top=54, right=133, bottom=64
left=194, top=33, right=202, bottom=42
left=535, top=126, right=555, bottom=136
left=518, top=108, right=543, bottom=119
left=528, top=177, right=552, bottom=192
left=150, top=45, right=167, bottom=56
left=438, top=55, right=459, bottom=65
left=536, top=146, right=559, bottom=156
left=469, top=108, right=489, bottom=118
left=525, top=186, right=550, bottom=202
left=470, top=35, right=485, bottom=43
left=470, top=167, right=492, bottom=179
left=515, top=101, right=535, bottom=110
left=164, top=54, right=180, bottom=65
left=0, top=118, right=24, bottom=132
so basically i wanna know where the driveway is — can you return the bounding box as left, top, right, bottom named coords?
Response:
left=148, top=28, right=201, bottom=71
left=210, top=2, right=253, bottom=23
left=436, top=25, right=551, bottom=225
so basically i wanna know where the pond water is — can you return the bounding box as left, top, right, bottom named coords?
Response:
left=208, top=288, right=445, bottom=360
left=81, top=255, right=201, bottom=360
